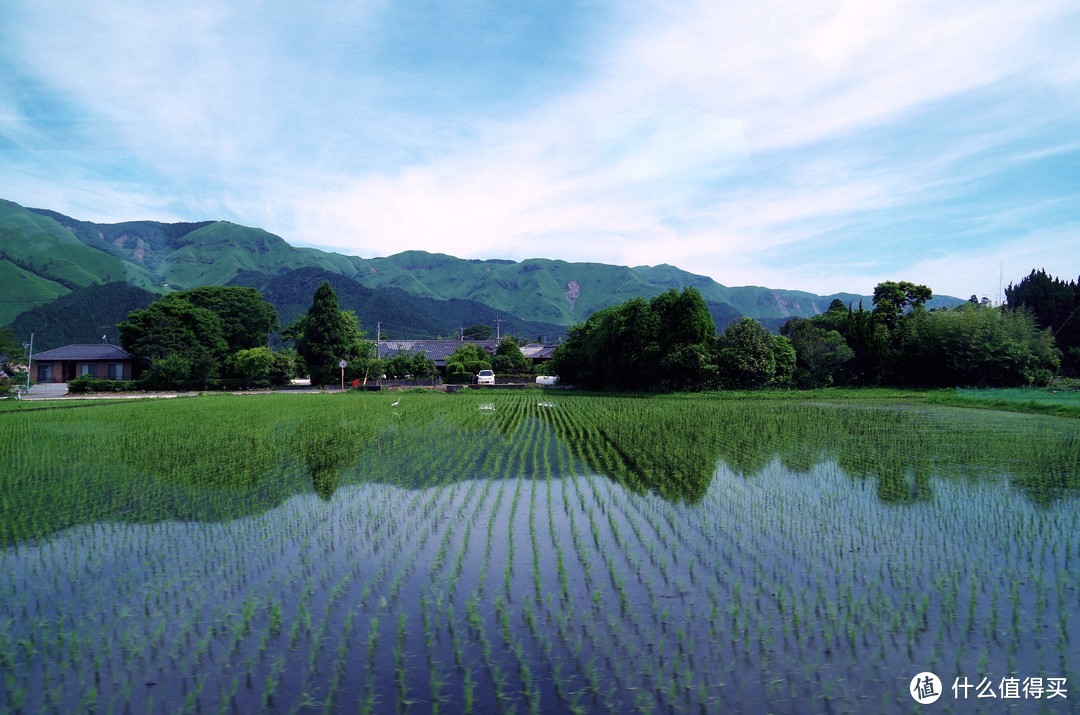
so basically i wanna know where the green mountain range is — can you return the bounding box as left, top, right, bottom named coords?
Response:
left=0, top=198, right=960, bottom=350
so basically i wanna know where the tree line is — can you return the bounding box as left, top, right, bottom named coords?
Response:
left=101, top=281, right=533, bottom=389
left=7, top=270, right=1071, bottom=393
left=550, top=277, right=1067, bottom=391
left=1005, top=269, right=1080, bottom=375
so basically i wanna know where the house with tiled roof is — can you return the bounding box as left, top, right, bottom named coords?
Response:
left=376, top=340, right=558, bottom=371
left=377, top=340, right=499, bottom=369
left=30, top=344, right=135, bottom=383
left=519, top=343, right=558, bottom=363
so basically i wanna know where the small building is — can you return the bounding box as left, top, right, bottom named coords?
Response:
left=519, top=343, right=558, bottom=366
left=376, top=339, right=559, bottom=372
left=30, top=344, right=135, bottom=383
left=0, top=356, right=17, bottom=380
left=377, top=340, right=499, bottom=370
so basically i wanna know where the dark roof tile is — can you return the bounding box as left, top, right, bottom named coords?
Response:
left=31, top=344, right=134, bottom=361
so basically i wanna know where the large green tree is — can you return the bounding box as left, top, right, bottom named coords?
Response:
left=180, top=286, right=278, bottom=352
left=714, top=318, right=786, bottom=389
left=651, top=287, right=718, bottom=390
left=384, top=350, right=437, bottom=380
left=120, top=286, right=279, bottom=387
left=781, top=319, right=855, bottom=387
left=872, top=280, right=933, bottom=330
left=228, top=346, right=276, bottom=382
left=120, top=294, right=227, bottom=361
left=551, top=298, right=659, bottom=390
left=120, top=295, right=229, bottom=386
left=550, top=287, right=717, bottom=391
left=290, top=282, right=373, bottom=386
left=446, top=343, right=493, bottom=374
left=492, top=336, right=530, bottom=374
left=770, top=334, right=796, bottom=387
left=839, top=302, right=889, bottom=384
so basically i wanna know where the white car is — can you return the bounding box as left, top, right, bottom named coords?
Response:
left=476, top=369, right=495, bottom=385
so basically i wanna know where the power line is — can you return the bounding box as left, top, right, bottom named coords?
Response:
left=0, top=162, right=166, bottom=220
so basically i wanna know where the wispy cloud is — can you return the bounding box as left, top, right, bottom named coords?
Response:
left=1, top=0, right=1077, bottom=297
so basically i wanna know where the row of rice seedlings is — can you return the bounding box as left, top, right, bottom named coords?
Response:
left=293, top=519, right=367, bottom=701
left=0, top=397, right=416, bottom=712
left=561, top=470, right=652, bottom=704
left=382, top=488, right=465, bottom=706
left=447, top=400, right=583, bottom=711
left=442, top=480, right=487, bottom=601
left=544, top=395, right=1075, bottom=712
left=708, top=456, right=1077, bottom=708
left=262, top=475, right=447, bottom=709
left=220, top=475, right=416, bottom=712
left=596, top=483, right=704, bottom=709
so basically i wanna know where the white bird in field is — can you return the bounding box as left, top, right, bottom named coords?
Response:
left=391, top=399, right=400, bottom=408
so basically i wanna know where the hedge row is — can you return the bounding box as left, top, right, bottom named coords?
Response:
left=66, top=376, right=271, bottom=393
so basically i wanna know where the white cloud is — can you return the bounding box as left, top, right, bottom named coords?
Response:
left=902, top=226, right=1080, bottom=304
left=2, top=0, right=1079, bottom=299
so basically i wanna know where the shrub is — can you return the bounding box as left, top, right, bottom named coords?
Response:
left=445, top=361, right=473, bottom=384
left=138, top=354, right=193, bottom=390
left=67, top=376, right=137, bottom=394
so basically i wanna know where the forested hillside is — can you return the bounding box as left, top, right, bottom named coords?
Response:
left=230, top=268, right=567, bottom=341
left=11, top=282, right=157, bottom=351
left=1, top=198, right=962, bottom=343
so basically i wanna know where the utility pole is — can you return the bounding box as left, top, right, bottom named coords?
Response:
left=22, top=333, right=33, bottom=392
left=493, top=317, right=504, bottom=341
left=998, top=260, right=1003, bottom=307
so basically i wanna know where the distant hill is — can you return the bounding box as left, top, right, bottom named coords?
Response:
left=230, top=267, right=567, bottom=342
left=11, top=282, right=157, bottom=351
left=0, top=198, right=963, bottom=342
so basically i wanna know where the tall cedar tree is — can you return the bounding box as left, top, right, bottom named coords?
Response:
left=296, top=282, right=352, bottom=386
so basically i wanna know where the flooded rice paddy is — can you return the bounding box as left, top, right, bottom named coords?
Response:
left=1, top=392, right=1078, bottom=713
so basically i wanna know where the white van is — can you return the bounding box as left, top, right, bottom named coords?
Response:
left=476, top=369, right=495, bottom=385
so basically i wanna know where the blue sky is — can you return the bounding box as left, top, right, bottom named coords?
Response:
left=1, top=0, right=1078, bottom=300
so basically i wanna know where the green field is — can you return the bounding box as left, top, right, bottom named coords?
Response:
left=919, top=387, right=1080, bottom=419
left=1, top=392, right=1077, bottom=713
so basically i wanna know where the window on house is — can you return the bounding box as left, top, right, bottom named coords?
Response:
left=37, top=363, right=53, bottom=383
left=107, top=363, right=124, bottom=380
left=81, top=363, right=96, bottom=377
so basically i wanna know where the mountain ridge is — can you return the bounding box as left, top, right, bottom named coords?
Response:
left=1, top=199, right=962, bottom=344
